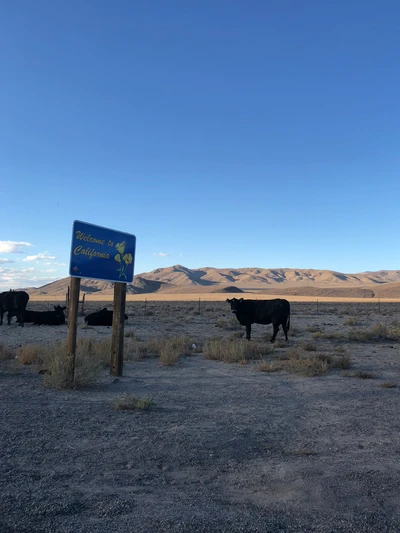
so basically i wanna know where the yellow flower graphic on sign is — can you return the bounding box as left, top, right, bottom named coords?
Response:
left=114, top=243, right=132, bottom=279
left=116, top=241, right=125, bottom=255
left=123, top=253, right=132, bottom=265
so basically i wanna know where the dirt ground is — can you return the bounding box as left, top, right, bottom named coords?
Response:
left=1, top=300, right=400, bottom=532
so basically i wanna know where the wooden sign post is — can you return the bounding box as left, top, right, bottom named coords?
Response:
left=110, top=282, right=127, bottom=376
left=66, top=276, right=81, bottom=386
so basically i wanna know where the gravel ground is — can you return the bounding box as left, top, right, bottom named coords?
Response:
left=1, top=301, right=400, bottom=532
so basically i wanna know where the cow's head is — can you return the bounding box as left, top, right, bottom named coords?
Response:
left=226, top=298, right=244, bottom=314
left=54, top=305, right=66, bottom=320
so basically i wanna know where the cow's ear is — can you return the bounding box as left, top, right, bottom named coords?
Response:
left=239, top=298, right=244, bottom=302
left=226, top=298, right=231, bottom=303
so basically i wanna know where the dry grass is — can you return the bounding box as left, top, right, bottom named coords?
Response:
left=16, top=345, right=43, bottom=365
left=204, top=338, right=271, bottom=364
left=215, top=317, right=239, bottom=330
left=301, top=341, right=317, bottom=352
left=312, top=331, right=346, bottom=340
left=380, top=381, right=397, bottom=388
left=41, top=341, right=107, bottom=389
left=145, top=336, right=192, bottom=366
left=256, top=360, right=279, bottom=372
left=348, top=324, right=400, bottom=342
left=342, top=370, right=375, bottom=379
left=113, top=393, right=155, bottom=411
left=343, top=317, right=362, bottom=326
left=265, top=348, right=350, bottom=376
left=285, top=356, right=329, bottom=376
left=0, top=343, right=14, bottom=361
left=380, top=381, right=397, bottom=389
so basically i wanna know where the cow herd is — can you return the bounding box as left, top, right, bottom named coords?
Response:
left=0, top=290, right=291, bottom=343
left=0, top=290, right=122, bottom=328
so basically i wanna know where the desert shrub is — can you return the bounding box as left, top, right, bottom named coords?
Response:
left=284, top=355, right=329, bottom=376
left=314, top=353, right=351, bottom=370
left=301, top=341, right=317, bottom=352
left=76, top=338, right=110, bottom=368
left=329, top=354, right=351, bottom=369
left=124, top=338, right=151, bottom=361
left=124, top=331, right=139, bottom=339
left=113, top=393, right=155, bottom=411
left=256, top=361, right=279, bottom=372
left=16, top=345, right=43, bottom=365
left=215, top=317, right=238, bottom=330
left=343, top=317, right=361, bottom=326
left=305, top=325, right=320, bottom=333
left=42, top=342, right=103, bottom=389
left=160, top=340, right=181, bottom=366
left=342, top=370, right=375, bottom=379
left=312, top=331, right=346, bottom=340
left=380, top=382, right=397, bottom=388
left=230, top=331, right=245, bottom=340
left=143, top=336, right=192, bottom=366
left=348, top=324, right=400, bottom=342
left=203, top=338, right=270, bottom=364
left=273, top=339, right=286, bottom=348
left=0, top=343, right=14, bottom=361
left=334, top=345, right=346, bottom=354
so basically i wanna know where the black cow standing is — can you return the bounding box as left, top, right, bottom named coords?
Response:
left=0, top=290, right=30, bottom=327
left=226, top=298, right=290, bottom=342
left=85, top=308, right=128, bottom=326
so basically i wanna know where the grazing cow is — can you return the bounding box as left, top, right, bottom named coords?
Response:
left=32, top=305, right=66, bottom=325
left=0, top=290, right=30, bottom=327
left=84, top=308, right=128, bottom=326
left=226, top=298, right=290, bottom=342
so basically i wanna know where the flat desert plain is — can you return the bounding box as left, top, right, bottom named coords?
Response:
left=1, top=298, right=400, bottom=533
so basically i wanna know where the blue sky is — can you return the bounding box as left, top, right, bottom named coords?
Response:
left=1, top=0, right=400, bottom=290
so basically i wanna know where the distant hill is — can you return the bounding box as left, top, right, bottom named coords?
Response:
left=21, top=265, right=400, bottom=299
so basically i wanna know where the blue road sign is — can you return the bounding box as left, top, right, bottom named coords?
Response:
left=69, top=220, right=136, bottom=283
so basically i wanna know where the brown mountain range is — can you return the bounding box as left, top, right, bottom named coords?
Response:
left=22, top=265, right=400, bottom=299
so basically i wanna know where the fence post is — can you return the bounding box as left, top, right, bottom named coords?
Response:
left=81, top=293, right=85, bottom=315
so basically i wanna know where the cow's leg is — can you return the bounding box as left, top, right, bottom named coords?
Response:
left=270, top=323, right=279, bottom=343
left=282, top=321, right=289, bottom=341
left=0, top=310, right=3, bottom=325
left=246, top=324, right=251, bottom=340
left=17, top=312, right=24, bottom=327
left=7, top=312, right=12, bottom=325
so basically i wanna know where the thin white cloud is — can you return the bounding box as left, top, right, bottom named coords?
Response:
left=0, top=241, right=33, bottom=253
left=0, top=266, right=61, bottom=291
left=0, top=258, right=15, bottom=264
left=23, top=251, right=56, bottom=262
left=44, top=269, right=57, bottom=272
left=43, top=261, right=66, bottom=266
left=153, top=252, right=169, bottom=257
